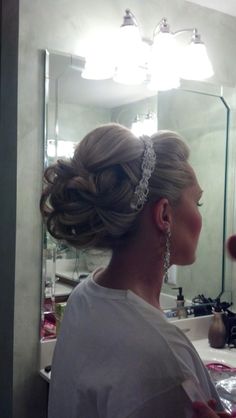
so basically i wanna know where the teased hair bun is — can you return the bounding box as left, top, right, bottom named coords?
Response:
left=40, top=124, right=143, bottom=249
left=40, top=124, right=193, bottom=250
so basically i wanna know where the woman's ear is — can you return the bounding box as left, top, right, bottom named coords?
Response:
left=152, top=198, right=172, bottom=232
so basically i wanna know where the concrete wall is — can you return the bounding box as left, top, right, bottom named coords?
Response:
left=1, top=0, right=236, bottom=417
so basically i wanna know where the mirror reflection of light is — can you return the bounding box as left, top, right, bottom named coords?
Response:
left=47, top=140, right=76, bottom=159
left=131, top=113, right=157, bottom=137
left=131, top=116, right=143, bottom=137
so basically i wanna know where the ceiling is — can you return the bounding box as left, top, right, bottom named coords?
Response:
left=187, top=0, right=236, bottom=17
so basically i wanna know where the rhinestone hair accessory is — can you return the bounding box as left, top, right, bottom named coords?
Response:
left=130, top=135, right=156, bottom=211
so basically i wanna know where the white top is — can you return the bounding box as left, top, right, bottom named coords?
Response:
left=48, top=272, right=222, bottom=418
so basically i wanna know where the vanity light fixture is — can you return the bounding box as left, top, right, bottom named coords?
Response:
left=82, top=9, right=214, bottom=91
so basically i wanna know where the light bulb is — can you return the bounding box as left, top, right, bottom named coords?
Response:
left=179, top=42, right=214, bottom=80
left=82, top=55, right=115, bottom=80
left=114, top=65, right=146, bottom=85
left=150, top=32, right=179, bottom=67
left=82, top=35, right=116, bottom=80
left=114, top=11, right=147, bottom=85
left=148, top=31, right=180, bottom=91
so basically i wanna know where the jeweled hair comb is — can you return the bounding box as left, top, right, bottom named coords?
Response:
left=130, top=136, right=156, bottom=211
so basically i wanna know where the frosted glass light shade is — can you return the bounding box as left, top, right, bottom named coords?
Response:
left=113, top=24, right=148, bottom=85
left=82, top=62, right=114, bottom=80
left=148, top=31, right=180, bottom=91
left=82, top=54, right=115, bottom=80
left=116, top=25, right=142, bottom=63
left=179, top=42, right=214, bottom=80
left=81, top=36, right=116, bottom=80
left=114, top=65, right=146, bottom=85
left=150, top=32, right=178, bottom=68
left=148, top=74, right=180, bottom=91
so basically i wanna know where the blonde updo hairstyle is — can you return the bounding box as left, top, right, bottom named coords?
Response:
left=40, top=123, right=194, bottom=250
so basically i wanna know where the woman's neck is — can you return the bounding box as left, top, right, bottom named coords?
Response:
left=94, top=204, right=166, bottom=309
left=94, top=248, right=164, bottom=309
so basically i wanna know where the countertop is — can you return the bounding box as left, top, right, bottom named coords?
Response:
left=40, top=337, right=236, bottom=383
left=192, top=338, right=236, bottom=367
left=40, top=314, right=236, bottom=382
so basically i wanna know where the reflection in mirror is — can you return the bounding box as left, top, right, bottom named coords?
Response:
left=42, top=49, right=232, bottom=340
left=157, top=89, right=229, bottom=300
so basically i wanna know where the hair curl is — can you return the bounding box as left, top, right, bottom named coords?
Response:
left=40, top=123, right=194, bottom=250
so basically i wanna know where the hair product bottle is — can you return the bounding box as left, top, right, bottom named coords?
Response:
left=208, top=305, right=226, bottom=348
left=173, top=287, right=187, bottom=319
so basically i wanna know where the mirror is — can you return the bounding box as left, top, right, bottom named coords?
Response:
left=157, top=88, right=230, bottom=300
left=42, top=49, right=232, bottom=339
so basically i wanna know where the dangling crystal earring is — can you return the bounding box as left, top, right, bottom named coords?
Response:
left=163, top=229, right=171, bottom=283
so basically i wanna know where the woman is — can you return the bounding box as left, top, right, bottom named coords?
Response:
left=41, top=123, right=226, bottom=418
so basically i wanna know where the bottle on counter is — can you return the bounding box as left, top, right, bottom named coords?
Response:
left=208, top=303, right=226, bottom=349
left=55, top=302, right=67, bottom=336
left=173, top=287, right=187, bottom=319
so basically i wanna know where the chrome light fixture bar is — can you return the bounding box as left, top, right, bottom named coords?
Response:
left=82, top=9, right=214, bottom=91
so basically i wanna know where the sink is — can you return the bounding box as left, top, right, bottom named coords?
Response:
left=192, top=338, right=236, bottom=368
